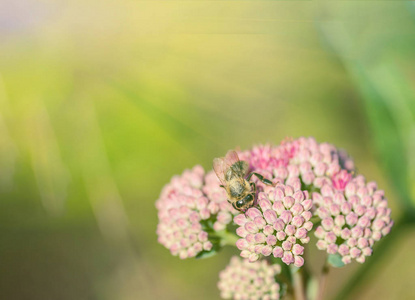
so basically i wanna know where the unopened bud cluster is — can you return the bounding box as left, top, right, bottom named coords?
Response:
left=218, top=256, right=282, bottom=300
left=234, top=179, right=312, bottom=267
left=156, top=166, right=237, bottom=259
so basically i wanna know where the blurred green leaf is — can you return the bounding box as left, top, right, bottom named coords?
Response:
left=318, top=3, right=415, bottom=214
left=327, top=253, right=345, bottom=268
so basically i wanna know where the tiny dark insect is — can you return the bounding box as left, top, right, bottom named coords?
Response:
left=213, top=150, right=274, bottom=211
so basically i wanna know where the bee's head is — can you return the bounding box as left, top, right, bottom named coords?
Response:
left=236, top=194, right=254, bottom=209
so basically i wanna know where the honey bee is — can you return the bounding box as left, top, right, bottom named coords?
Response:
left=213, top=150, right=274, bottom=211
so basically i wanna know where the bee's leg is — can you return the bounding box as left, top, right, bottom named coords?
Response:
left=250, top=182, right=256, bottom=194
left=232, top=202, right=238, bottom=210
left=247, top=172, right=274, bottom=186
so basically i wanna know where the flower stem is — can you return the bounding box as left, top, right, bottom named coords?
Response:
left=290, top=266, right=306, bottom=300
left=213, top=230, right=239, bottom=246
left=316, top=262, right=330, bottom=300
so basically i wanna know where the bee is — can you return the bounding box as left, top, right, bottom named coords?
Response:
left=213, top=150, right=274, bottom=211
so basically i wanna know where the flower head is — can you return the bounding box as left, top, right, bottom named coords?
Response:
left=218, top=256, right=282, bottom=300
left=156, top=166, right=237, bottom=259
left=240, top=137, right=355, bottom=190
left=234, top=179, right=313, bottom=267
left=314, top=175, right=393, bottom=264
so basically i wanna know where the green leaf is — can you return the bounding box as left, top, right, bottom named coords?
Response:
left=195, top=248, right=218, bottom=259
left=327, top=254, right=345, bottom=268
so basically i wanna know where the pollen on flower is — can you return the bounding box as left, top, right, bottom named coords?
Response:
left=218, top=256, right=282, bottom=300
left=156, top=166, right=238, bottom=259
left=234, top=180, right=313, bottom=267
left=313, top=176, right=393, bottom=264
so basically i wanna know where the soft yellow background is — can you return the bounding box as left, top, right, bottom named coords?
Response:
left=0, top=1, right=413, bottom=299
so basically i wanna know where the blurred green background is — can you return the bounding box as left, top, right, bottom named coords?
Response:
left=1, top=1, right=414, bottom=299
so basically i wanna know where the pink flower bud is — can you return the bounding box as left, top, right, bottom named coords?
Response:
left=373, top=219, right=385, bottom=231
left=249, top=253, right=259, bottom=262
left=330, top=204, right=341, bottom=216
left=351, top=226, right=363, bottom=238
left=246, top=234, right=255, bottom=244
left=282, top=252, right=294, bottom=265
left=264, top=210, right=278, bottom=224
left=334, top=215, right=345, bottom=227
left=280, top=210, right=293, bottom=224
left=362, top=247, right=372, bottom=256
left=236, top=239, right=249, bottom=250
left=300, top=237, right=310, bottom=244
left=246, top=208, right=262, bottom=220
left=333, top=193, right=345, bottom=204
left=262, top=245, right=273, bottom=256
left=234, top=214, right=247, bottom=226
left=272, top=201, right=285, bottom=215
left=276, top=231, right=286, bottom=241
left=302, top=199, right=313, bottom=211
left=315, top=226, right=326, bottom=239
left=198, top=231, right=208, bottom=242
left=294, top=255, right=305, bottom=267
left=254, top=245, right=264, bottom=254
left=273, top=247, right=284, bottom=258
left=254, top=216, right=266, bottom=229
left=358, top=216, right=371, bottom=228
left=273, top=188, right=285, bottom=201
left=284, top=185, right=294, bottom=196
left=325, top=232, right=336, bottom=244
left=341, top=228, right=351, bottom=239
left=342, top=255, right=352, bottom=264
left=254, top=233, right=266, bottom=244
left=341, top=202, right=352, bottom=215
left=350, top=247, right=361, bottom=258
left=283, top=196, right=295, bottom=208
left=347, top=238, right=357, bottom=248
left=291, top=203, right=304, bottom=216
left=338, top=244, right=350, bottom=256
left=292, top=244, right=304, bottom=256
left=292, top=215, right=305, bottom=227
left=316, top=240, right=327, bottom=250
left=240, top=250, right=250, bottom=258
left=259, top=199, right=272, bottom=211
left=295, top=228, right=307, bottom=239
left=321, top=184, right=334, bottom=196
left=245, top=221, right=259, bottom=234
left=302, top=211, right=312, bottom=221
left=263, top=225, right=274, bottom=236
left=266, top=235, right=277, bottom=246
left=322, top=218, right=334, bottom=231
left=346, top=212, right=358, bottom=226
left=282, top=241, right=292, bottom=251
left=236, top=227, right=248, bottom=238
left=303, top=221, right=313, bottom=231
left=318, top=207, right=330, bottom=219
left=293, top=190, right=305, bottom=202
left=285, top=225, right=296, bottom=236
left=203, top=241, right=213, bottom=251
left=327, top=243, right=338, bottom=254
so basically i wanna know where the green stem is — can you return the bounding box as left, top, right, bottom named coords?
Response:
left=291, top=266, right=306, bottom=300
left=316, top=262, right=330, bottom=300
left=212, top=230, right=239, bottom=246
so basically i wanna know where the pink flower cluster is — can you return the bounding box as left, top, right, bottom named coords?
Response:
left=156, top=166, right=237, bottom=259
left=314, top=175, right=393, bottom=264
left=240, top=137, right=354, bottom=189
left=234, top=179, right=313, bottom=267
left=218, top=256, right=282, bottom=300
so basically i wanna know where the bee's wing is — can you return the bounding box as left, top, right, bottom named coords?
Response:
left=224, top=150, right=249, bottom=177
left=224, top=150, right=240, bottom=167
left=213, top=157, right=226, bottom=185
